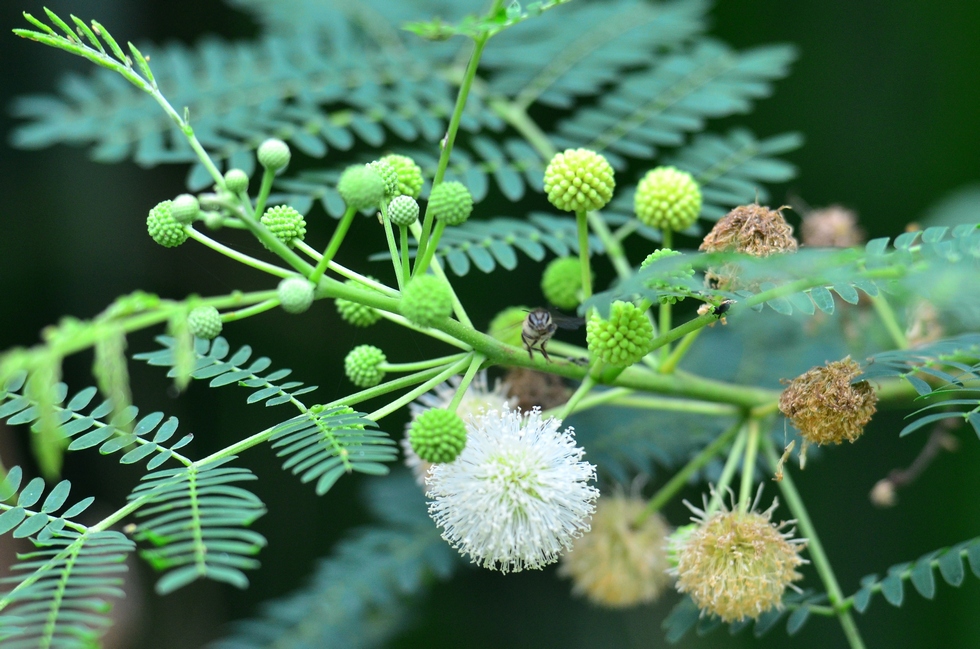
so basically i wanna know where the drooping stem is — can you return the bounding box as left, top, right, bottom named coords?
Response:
left=220, top=299, right=280, bottom=322
left=309, top=205, right=358, bottom=284
left=186, top=228, right=293, bottom=278
left=762, top=435, right=868, bottom=649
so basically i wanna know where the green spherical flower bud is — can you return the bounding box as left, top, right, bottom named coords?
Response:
left=428, top=181, right=473, bottom=226
left=344, top=344, right=386, bottom=388
left=277, top=277, right=315, bottom=314
left=639, top=248, right=695, bottom=305
left=171, top=194, right=200, bottom=225
left=488, top=306, right=530, bottom=347
left=409, top=408, right=467, bottom=464
left=224, top=169, right=250, bottom=194
left=381, top=154, right=424, bottom=199
left=586, top=300, right=654, bottom=367
left=369, top=160, right=399, bottom=200
left=401, top=275, right=452, bottom=327
left=187, top=306, right=222, bottom=340
left=257, top=138, right=291, bottom=172
left=634, top=166, right=702, bottom=231
left=544, top=148, right=615, bottom=212
left=388, top=195, right=420, bottom=227
left=541, top=257, right=587, bottom=310
left=336, top=278, right=383, bottom=327
left=147, top=200, right=188, bottom=248
left=260, top=205, right=307, bottom=248
left=204, top=212, right=225, bottom=230
left=338, top=165, right=385, bottom=211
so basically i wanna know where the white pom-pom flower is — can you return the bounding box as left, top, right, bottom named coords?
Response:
left=401, top=371, right=515, bottom=486
left=426, top=407, right=599, bottom=573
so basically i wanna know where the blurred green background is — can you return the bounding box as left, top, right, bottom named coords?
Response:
left=1, top=1, right=978, bottom=648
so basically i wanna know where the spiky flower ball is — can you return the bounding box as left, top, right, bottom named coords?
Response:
left=171, top=194, right=200, bottom=225
left=634, top=167, right=702, bottom=231
left=187, top=306, right=222, bottom=340
left=147, top=200, right=188, bottom=248
left=381, top=154, right=424, bottom=199
left=544, top=149, right=615, bottom=213
left=541, top=257, right=586, bottom=310
left=369, top=159, right=400, bottom=200
left=335, top=278, right=382, bottom=327
left=428, top=181, right=473, bottom=226
left=338, top=165, right=385, bottom=210
left=639, top=249, right=696, bottom=305
left=257, top=138, right=291, bottom=172
left=559, top=495, right=672, bottom=607
left=344, top=344, right=386, bottom=388
left=674, top=497, right=806, bottom=622
left=409, top=408, right=468, bottom=464
left=586, top=301, right=654, bottom=367
left=488, top=306, right=530, bottom=348
left=224, top=169, right=249, bottom=194
left=277, top=277, right=315, bottom=314
left=402, top=275, right=452, bottom=327
left=260, top=205, right=307, bottom=248
left=427, top=407, right=599, bottom=573
left=388, top=195, right=420, bottom=227
left=778, top=357, right=878, bottom=446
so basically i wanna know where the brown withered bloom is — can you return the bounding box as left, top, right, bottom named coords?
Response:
left=504, top=367, right=569, bottom=411
left=800, top=205, right=865, bottom=248
left=699, top=204, right=799, bottom=289
left=779, top=357, right=878, bottom=447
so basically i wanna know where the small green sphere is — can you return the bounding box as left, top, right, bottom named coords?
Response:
left=541, top=257, right=586, bottom=310
left=409, top=408, right=467, bottom=464
left=388, top=195, right=420, bottom=227
left=428, top=181, right=473, bottom=226
left=586, top=300, right=654, bottom=367
left=381, top=154, right=424, bottom=199
left=488, top=306, right=530, bottom=347
left=260, top=205, right=307, bottom=248
left=204, top=212, right=225, bottom=230
left=634, top=166, right=702, bottom=231
left=338, top=165, right=386, bottom=211
left=257, top=138, right=291, bottom=172
left=277, top=277, right=315, bottom=314
left=369, top=160, right=400, bottom=200
left=187, top=306, right=222, bottom=340
left=171, top=194, right=200, bottom=225
left=344, top=344, right=387, bottom=388
left=336, top=278, right=383, bottom=327
left=147, top=200, right=188, bottom=248
left=224, top=169, right=250, bottom=194
left=544, top=149, right=615, bottom=212
left=639, top=248, right=695, bottom=305
left=401, top=275, right=452, bottom=327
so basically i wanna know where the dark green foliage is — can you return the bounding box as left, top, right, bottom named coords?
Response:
left=129, top=459, right=267, bottom=595
left=269, top=406, right=397, bottom=496
left=134, top=336, right=319, bottom=407
left=0, top=465, right=135, bottom=649
left=662, top=590, right=825, bottom=644
left=208, top=472, right=457, bottom=649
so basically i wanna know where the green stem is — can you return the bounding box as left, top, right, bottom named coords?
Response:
left=592, top=394, right=741, bottom=417
left=294, top=241, right=401, bottom=298
left=253, top=167, right=275, bottom=220
left=367, top=356, right=472, bottom=421
left=575, top=210, right=593, bottom=300
left=220, top=299, right=280, bottom=322
left=186, top=228, right=293, bottom=278
left=871, top=294, right=908, bottom=349
left=557, top=372, right=598, bottom=420
left=448, top=354, right=487, bottom=412
left=738, top=417, right=761, bottom=511
left=399, top=225, right=411, bottom=287
left=586, top=211, right=631, bottom=280
left=378, top=312, right=471, bottom=350
left=414, top=220, right=447, bottom=278
left=659, top=229, right=674, bottom=360
left=542, top=386, right=633, bottom=418
left=231, top=190, right=314, bottom=277
left=706, top=424, right=748, bottom=516
left=380, top=353, right=469, bottom=373
left=326, top=365, right=457, bottom=409
left=408, top=221, right=473, bottom=328
left=762, top=435, right=868, bottom=649
left=380, top=201, right=404, bottom=290
left=637, top=420, right=743, bottom=524
left=659, top=327, right=703, bottom=374
left=310, top=205, right=358, bottom=284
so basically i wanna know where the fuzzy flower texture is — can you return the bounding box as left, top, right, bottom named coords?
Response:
left=427, top=407, right=599, bottom=573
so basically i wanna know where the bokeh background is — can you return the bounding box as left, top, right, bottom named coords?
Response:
left=1, top=1, right=979, bottom=648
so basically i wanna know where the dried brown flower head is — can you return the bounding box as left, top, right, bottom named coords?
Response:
left=674, top=496, right=806, bottom=622
left=778, top=357, right=878, bottom=446
left=504, top=367, right=569, bottom=411
left=560, top=495, right=672, bottom=607
left=800, top=205, right=865, bottom=248
left=699, top=204, right=799, bottom=288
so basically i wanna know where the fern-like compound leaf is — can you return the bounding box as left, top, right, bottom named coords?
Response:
left=128, top=459, right=267, bottom=595
left=0, top=466, right=134, bottom=649
left=269, top=406, right=397, bottom=496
